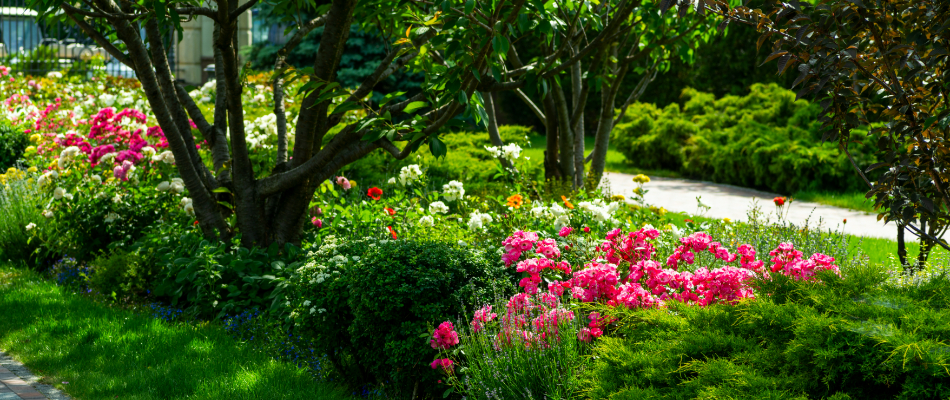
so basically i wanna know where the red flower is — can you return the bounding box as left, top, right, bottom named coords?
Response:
left=387, top=226, right=397, bottom=240
left=684, top=219, right=693, bottom=223
left=193, top=220, right=199, bottom=226
left=773, top=196, right=786, bottom=206
left=367, top=187, right=383, bottom=201
left=385, top=207, right=396, bottom=216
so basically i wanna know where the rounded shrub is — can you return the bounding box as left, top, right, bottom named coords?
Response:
left=287, top=237, right=515, bottom=399
left=0, top=121, right=28, bottom=170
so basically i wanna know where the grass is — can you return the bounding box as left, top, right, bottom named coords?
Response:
left=0, top=262, right=355, bottom=400
left=523, top=135, right=683, bottom=179
left=792, top=189, right=877, bottom=214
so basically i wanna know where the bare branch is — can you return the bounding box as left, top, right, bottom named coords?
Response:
left=61, top=4, right=135, bottom=68
left=514, top=89, right=546, bottom=124
left=229, top=0, right=258, bottom=21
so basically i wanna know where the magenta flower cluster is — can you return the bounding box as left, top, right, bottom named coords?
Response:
left=430, top=321, right=460, bottom=350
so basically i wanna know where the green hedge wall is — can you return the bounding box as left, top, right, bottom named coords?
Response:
left=612, top=83, right=877, bottom=194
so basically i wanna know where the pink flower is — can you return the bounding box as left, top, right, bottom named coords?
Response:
left=558, top=226, right=573, bottom=237
left=311, top=217, right=322, bottom=228
left=471, top=305, right=497, bottom=332
left=430, top=358, right=454, bottom=373
left=335, top=176, right=351, bottom=190
left=430, top=322, right=459, bottom=349
left=113, top=160, right=134, bottom=181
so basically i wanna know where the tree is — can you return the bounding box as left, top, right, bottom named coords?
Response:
left=38, top=0, right=535, bottom=247
left=704, top=0, right=950, bottom=269
left=484, top=0, right=717, bottom=188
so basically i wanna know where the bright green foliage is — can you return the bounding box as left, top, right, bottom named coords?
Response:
left=38, top=181, right=184, bottom=263
left=286, top=238, right=515, bottom=399
left=0, top=121, right=27, bottom=170
left=0, top=178, right=46, bottom=264
left=612, top=83, right=875, bottom=194
left=584, top=266, right=950, bottom=399
left=87, top=249, right=157, bottom=301
left=153, top=234, right=303, bottom=319
left=345, top=126, right=538, bottom=194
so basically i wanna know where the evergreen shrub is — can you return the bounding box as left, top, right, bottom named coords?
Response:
left=612, top=83, right=876, bottom=194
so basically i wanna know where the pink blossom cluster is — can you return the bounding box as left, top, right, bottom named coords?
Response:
left=502, top=230, right=540, bottom=266
left=430, top=358, right=454, bottom=373
left=515, top=257, right=571, bottom=294
left=576, top=312, right=613, bottom=343
left=598, top=227, right=661, bottom=265
left=430, top=321, right=460, bottom=350
left=769, top=243, right=840, bottom=280
left=493, top=292, right=576, bottom=349
left=470, top=305, right=497, bottom=333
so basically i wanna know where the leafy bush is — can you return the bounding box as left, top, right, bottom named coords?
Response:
left=343, top=125, right=538, bottom=195
left=153, top=234, right=303, bottom=319
left=0, top=121, right=27, bottom=170
left=612, top=83, right=876, bottom=194
left=583, top=263, right=950, bottom=399
left=286, top=237, right=515, bottom=399
left=40, top=180, right=183, bottom=262
left=87, top=248, right=157, bottom=301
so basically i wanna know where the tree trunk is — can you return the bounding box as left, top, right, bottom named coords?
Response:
left=897, top=222, right=909, bottom=270
left=543, top=93, right=561, bottom=180
left=571, top=59, right=585, bottom=188
left=551, top=83, right=576, bottom=186
left=483, top=92, right=514, bottom=170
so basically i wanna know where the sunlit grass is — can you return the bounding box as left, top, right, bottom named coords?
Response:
left=792, top=189, right=877, bottom=214
left=0, top=263, right=355, bottom=400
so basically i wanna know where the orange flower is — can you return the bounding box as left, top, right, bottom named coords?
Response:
left=506, top=194, right=524, bottom=209
left=387, top=226, right=397, bottom=240
left=561, top=195, right=574, bottom=209
left=773, top=196, right=786, bottom=206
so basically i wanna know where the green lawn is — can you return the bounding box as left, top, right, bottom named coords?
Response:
left=0, top=263, right=355, bottom=400
left=523, top=135, right=683, bottom=178
left=792, top=189, right=877, bottom=214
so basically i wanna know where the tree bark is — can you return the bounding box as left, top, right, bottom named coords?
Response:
left=483, top=92, right=514, bottom=170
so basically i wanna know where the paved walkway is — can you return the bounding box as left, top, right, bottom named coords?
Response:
left=603, top=172, right=898, bottom=240
left=0, top=351, right=69, bottom=400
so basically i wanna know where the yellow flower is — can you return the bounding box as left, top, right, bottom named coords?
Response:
left=29, top=134, right=40, bottom=143
left=24, top=146, right=36, bottom=154
left=657, top=207, right=667, bottom=216
left=506, top=194, right=524, bottom=209
left=610, top=194, right=626, bottom=202
left=349, top=180, right=357, bottom=187
left=27, top=166, right=37, bottom=173
left=629, top=204, right=641, bottom=211
left=632, top=174, right=651, bottom=184
left=723, top=218, right=732, bottom=224
left=5, top=167, right=15, bottom=174
left=47, top=159, right=58, bottom=170
left=632, top=187, right=643, bottom=195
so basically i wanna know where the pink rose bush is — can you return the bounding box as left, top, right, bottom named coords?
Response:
left=430, top=228, right=841, bottom=371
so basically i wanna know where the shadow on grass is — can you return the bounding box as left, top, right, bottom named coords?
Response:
left=0, top=266, right=354, bottom=400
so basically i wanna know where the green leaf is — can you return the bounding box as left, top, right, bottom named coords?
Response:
left=403, top=101, right=428, bottom=113
left=492, top=36, right=510, bottom=57
left=429, top=136, right=447, bottom=158
left=331, top=101, right=362, bottom=115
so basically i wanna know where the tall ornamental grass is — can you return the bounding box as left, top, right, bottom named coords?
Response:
left=0, top=175, right=45, bottom=262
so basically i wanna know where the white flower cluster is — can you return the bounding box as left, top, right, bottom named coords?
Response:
left=189, top=80, right=217, bottom=104
left=157, top=178, right=186, bottom=194
left=467, top=210, right=493, bottom=231
left=398, top=164, right=423, bottom=185
left=577, top=199, right=622, bottom=223
left=53, top=187, right=73, bottom=201
left=104, top=212, right=120, bottom=223
left=442, top=180, right=465, bottom=202
left=100, top=90, right=143, bottom=109
left=180, top=197, right=195, bottom=216
left=58, top=145, right=81, bottom=168
left=484, top=143, right=523, bottom=161
left=530, top=202, right=571, bottom=229
left=244, top=113, right=297, bottom=149
left=37, top=170, right=59, bottom=186
left=428, top=201, right=449, bottom=214
left=152, top=150, right=175, bottom=164
left=418, top=215, right=435, bottom=227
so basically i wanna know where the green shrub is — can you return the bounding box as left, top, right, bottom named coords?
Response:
left=343, top=125, right=538, bottom=195
left=612, top=83, right=876, bottom=194
left=87, top=248, right=159, bottom=301
left=286, top=237, right=515, bottom=399
left=583, top=263, right=950, bottom=399
left=153, top=234, right=303, bottom=319
left=0, top=122, right=27, bottom=170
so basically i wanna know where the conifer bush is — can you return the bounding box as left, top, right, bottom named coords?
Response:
left=612, top=83, right=877, bottom=193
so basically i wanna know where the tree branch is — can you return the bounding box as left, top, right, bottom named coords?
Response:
left=229, top=0, right=258, bottom=21
left=61, top=4, right=134, bottom=68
